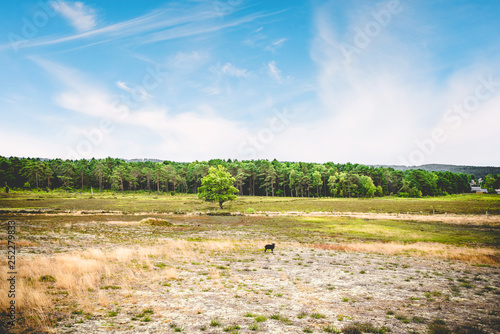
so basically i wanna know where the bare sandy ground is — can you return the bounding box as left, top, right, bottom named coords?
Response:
left=55, top=243, right=500, bottom=333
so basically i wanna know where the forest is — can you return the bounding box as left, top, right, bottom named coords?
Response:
left=0, top=156, right=481, bottom=198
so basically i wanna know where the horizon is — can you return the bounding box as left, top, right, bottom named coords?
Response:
left=1, top=1, right=499, bottom=166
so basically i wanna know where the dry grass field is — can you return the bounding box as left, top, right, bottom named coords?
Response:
left=0, top=193, right=499, bottom=333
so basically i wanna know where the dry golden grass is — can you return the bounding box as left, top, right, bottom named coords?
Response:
left=0, top=238, right=246, bottom=332
left=6, top=235, right=496, bottom=333
left=313, top=242, right=500, bottom=265
left=209, top=268, right=220, bottom=280
left=0, top=239, right=35, bottom=246
left=163, top=267, right=178, bottom=280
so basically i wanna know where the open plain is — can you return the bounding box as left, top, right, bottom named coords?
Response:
left=1, top=193, right=499, bottom=333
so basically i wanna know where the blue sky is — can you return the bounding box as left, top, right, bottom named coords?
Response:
left=1, top=0, right=499, bottom=166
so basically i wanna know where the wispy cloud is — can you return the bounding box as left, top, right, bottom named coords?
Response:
left=267, top=61, right=282, bottom=83
left=32, top=58, right=251, bottom=160
left=211, top=62, right=250, bottom=78
left=1, top=3, right=277, bottom=51
left=51, top=1, right=97, bottom=32
left=279, top=2, right=500, bottom=165
left=115, top=81, right=152, bottom=101
left=265, top=38, right=287, bottom=52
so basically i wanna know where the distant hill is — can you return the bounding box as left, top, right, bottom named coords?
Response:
left=372, top=164, right=500, bottom=179
left=124, top=158, right=163, bottom=163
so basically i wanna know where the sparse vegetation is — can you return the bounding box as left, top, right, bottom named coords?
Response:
left=210, top=318, right=222, bottom=327
left=140, top=218, right=172, bottom=226
left=0, top=191, right=498, bottom=333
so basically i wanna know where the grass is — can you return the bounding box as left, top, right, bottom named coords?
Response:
left=0, top=238, right=242, bottom=331
left=322, top=325, right=341, bottom=333
left=0, top=192, right=499, bottom=332
left=210, top=318, right=221, bottom=327
left=297, top=216, right=499, bottom=245
left=341, top=322, right=389, bottom=334
left=1, top=192, right=499, bottom=215
left=249, top=323, right=259, bottom=331
left=140, top=217, right=173, bottom=226
left=254, top=315, right=267, bottom=322
left=311, top=312, right=326, bottom=319
left=223, top=324, right=241, bottom=332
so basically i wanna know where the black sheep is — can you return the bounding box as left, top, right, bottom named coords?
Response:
left=264, top=243, right=275, bottom=253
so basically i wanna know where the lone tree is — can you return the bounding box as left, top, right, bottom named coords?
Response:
left=198, top=165, right=238, bottom=209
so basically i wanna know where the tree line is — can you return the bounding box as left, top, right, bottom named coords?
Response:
left=0, top=156, right=475, bottom=197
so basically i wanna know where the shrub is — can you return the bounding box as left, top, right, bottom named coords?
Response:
left=322, top=325, right=341, bottom=333
left=453, top=324, right=488, bottom=334
left=210, top=318, right=221, bottom=327
left=412, top=316, right=425, bottom=323
left=249, top=324, right=259, bottom=331
left=254, top=315, right=267, bottom=322
left=298, top=312, right=308, bottom=319
left=223, top=324, right=241, bottom=332
left=311, top=313, right=326, bottom=319
left=428, top=319, right=451, bottom=334
left=39, top=275, right=56, bottom=282
left=140, top=218, right=173, bottom=226
left=341, top=322, right=388, bottom=334
left=428, top=323, right=452, bottom=334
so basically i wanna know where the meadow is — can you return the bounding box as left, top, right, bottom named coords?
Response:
left=0, top=192, right=499, bottom=333
left=0, top=191, right=499, bottom=215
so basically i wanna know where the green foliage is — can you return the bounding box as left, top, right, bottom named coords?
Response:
left=483, top=174, right=500, bottom=194
left=39, top=275, right=56, bottom=282
left=210, top=318, right=221, bottom=327
left=254, top=315, right=267, bottom=322
left=198, top=165, right=238, bottom=209
left=249, top=323, right=259, bottom=331
left=322, top=325, right=341, bottom=333
left=0, top=156, right=488, bottom=198
left=311, top=312, right=325, bottom=319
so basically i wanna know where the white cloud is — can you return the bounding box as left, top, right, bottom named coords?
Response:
left=267, top=61, right=282, bottom=83
left=115, top=81, right=152, bottom=101
left=202, top=86, right=221, bottom=96
left=220, top=63, right=250, bottom=78
left=32, top=58, right=251, bottom=161
left=210, top=63, right=252, bottom=78
left=52, top=1, right=97, bottom=32
left=2, top=3, right=277, bottom=52
left=0, top=126, right=65, bottom=159
left=265, top=38, right=287, bottom=52
left=252, top=3, right=500, bottom=166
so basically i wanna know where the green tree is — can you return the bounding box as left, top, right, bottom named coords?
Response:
left=312, top=170, right=322, bottom=197
left=358, top=175, right=376, bottom=197
left=130, top=165, right=142, bottom=193
left=188, top=161, right=209, bottom=193
left=21, top=160, right=46, bottom=190
left=142, top=166, right=154, bottom=194
left=58, top=161, right=75, bottom=189
left=76, top=159, right=89, bottom=190
left=198, top=165, right=238, bottom=209
left=234, top=163, right=249, bottom=195
left=111, top=164, right=130, bottom=194
left=483, top=174, right=500, bottom=194
left=93, top=160, right=109, bottom=193
left=259, top=161, right=276, bottom=196
left=153, top=163, right=166, bottom=193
